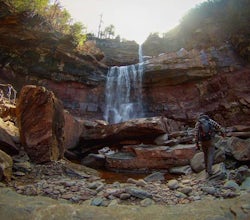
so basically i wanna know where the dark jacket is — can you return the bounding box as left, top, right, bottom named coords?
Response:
left=194, top=115, right=224, bottom=143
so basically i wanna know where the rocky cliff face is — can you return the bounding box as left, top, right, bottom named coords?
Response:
left=0, top=2, right=249, bottom=127
left=142, top=46, right=250, bottom=126
left=0, top=2, right=108, bottom=119
left=93, top=38, right=139, bottom=66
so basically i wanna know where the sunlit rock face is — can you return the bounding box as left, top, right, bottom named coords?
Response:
left=0, top=2, right=249, bottom=127
left=142, top=46, right=250, bottom=126
left=93, top=38, right=139, bottom=66
left=16, top=85, right=65, bottom=163
left=0, top=3, right=108, bottom=120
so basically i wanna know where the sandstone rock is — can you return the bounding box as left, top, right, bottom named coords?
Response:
left=140, top=198, right=155, bottom=207
left=13, top=161, right=32, bottom=173
left=167, top=179, right=179, bottom=190
left=201, top=186, right=216, bottom=195
left=154, top=133, right=169, bottom=145
left=0, top=149, right=13, bottom=182
left=241, top=177, right=250, bottom=191
left=1, top=7, right=249, bottom=129
left=169, top=165, right=193, bottom=175
left=63, top=111, right=82, bottom=149
left=81, top=117, right=169, bottom=148
left=142, top=46, right=249, bottom=126
left=16, top=85, right=65, bottom=163
left=190, top=150, right=225, bottom=173
left=223, top=180, right=240, bottom=192
left=81, top=154, right=106, bottom=169
left=94, top=38, right=139, bottom=66
left=91, top=197, right=104, bottom=206
left=125, top=187, right=152, bottom=199
left=208, top=163, right=227, bottom=181
left=228, top=137, right=250, bottom=161
left=120, top=193, right=131, bottom=200
left=0, top=118, right=19, bottom=155
left=0, top=103, right=16, bottom=119
left=106, top=144, right=196, bottom=171
left=179, top=186, right=192, bottom=195
left=144, top=172, right=165, bottom=182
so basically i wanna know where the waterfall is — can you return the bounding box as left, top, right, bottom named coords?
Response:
left=104, top=45, right=144, bottom=124
left=139, top=44, right=144, bottom=63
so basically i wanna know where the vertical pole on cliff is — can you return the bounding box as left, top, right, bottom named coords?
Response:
left=97, top=14, right=103, bottom=39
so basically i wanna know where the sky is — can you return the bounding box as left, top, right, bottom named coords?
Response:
left=59, top=0, right=207, bottom=44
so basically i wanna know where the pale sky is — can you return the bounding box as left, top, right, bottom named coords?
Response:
left=59, top=0, right=207, bottom=44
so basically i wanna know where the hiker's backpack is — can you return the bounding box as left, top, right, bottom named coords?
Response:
left=198, top=117, right=213, bottom=141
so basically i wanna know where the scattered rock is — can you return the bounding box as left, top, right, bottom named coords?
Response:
left=167, top=179, right=179, bottom=190
left=0, top=149, right=13, bottom=182
left=169, top=165, right=193, bottom=175
left=0, top=118, right=19, bottom=155
left=120, top=193, right=131, bottom=200
left=228, top=137, right=250, bottom=161
left=179, top=186, right=192, bottom=195
left=241, top=177, right=250, bottom=191
left=223, top=180, right=240, bottom=191
left=140, top=198, right=155, bottom=207
left=13, top=161, right=32, bottom=173
left=190, top=152, right=205, bottom=173
left=125, top=187, right=153, bottom=199
left=144, top=172, right=165, bottom=182
left=91, top=197, right=104, bottom=206
left=201, top=186, right=217, bottom=195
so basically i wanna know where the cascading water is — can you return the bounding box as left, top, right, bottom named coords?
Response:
left=104, top=45, right=144, bottom=124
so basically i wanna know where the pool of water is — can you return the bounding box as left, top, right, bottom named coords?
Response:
left=99, top=169, right=178, bottom=184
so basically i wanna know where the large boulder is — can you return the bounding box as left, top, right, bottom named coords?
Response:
left=228, top=137, right=250, bottom=161
left=190, top=148, right=226, bottom=173
left=216, top=137, right=250, bottom=161
left=106, top=144, right=196, bottom=171
left=80, top=117, right=181, bottom=148
left=0, top=118, right=19, bottom=155
left=0, top=149, right=13, bottom=182
left=63, top=111, right=82, bottom=149
left=16, top=85, right=65, bottom=163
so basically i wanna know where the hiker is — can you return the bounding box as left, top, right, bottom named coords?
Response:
left=194, top=113, right=225, bottom=176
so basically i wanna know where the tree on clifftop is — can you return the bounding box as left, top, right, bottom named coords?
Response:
left=6, top=0, right=88, bottom=49
left=6, top=0, right=49, bottom=13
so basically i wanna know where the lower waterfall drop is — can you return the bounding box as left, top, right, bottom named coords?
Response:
left=104, top=61, right=144, bottom=124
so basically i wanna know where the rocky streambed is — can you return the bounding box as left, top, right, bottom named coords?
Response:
left=3, top=152, right=250, bottom=207
left=1, top=157, right=250, bottom=220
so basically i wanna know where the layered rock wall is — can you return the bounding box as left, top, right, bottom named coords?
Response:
left=142, top=46, right=250, bottom=126
left=0, top=2, right=249, bottom=128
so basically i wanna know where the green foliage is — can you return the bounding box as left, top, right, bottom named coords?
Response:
left=70, top=22, right=87, bottom=47
left=6, top=0, right=89, bottom=49
left=104, top=24, right=115, bottom=39
left=7, top=0, right=49, bottom=13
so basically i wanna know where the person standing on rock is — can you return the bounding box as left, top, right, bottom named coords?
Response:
left=194, top=113, right=225, bottom=176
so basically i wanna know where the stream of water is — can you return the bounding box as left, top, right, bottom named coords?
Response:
left=104, top=45, right=144, bottom=124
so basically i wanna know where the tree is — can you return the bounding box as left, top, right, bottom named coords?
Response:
left=104, top=24, right=115, bottom=39
left=7, top=0, right=49, bottom=13
left=70, top=22, right=87, bottom=47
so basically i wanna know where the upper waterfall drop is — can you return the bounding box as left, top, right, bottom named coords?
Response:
left=139, top=44, right=144, bottom=63
left=104, top=45, right=144, bottom=124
